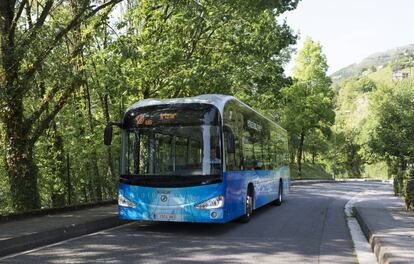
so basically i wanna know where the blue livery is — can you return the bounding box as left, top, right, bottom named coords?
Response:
left=112, top=95, right=290, bottom=223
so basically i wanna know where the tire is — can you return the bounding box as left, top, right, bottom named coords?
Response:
left=272, top=181, right=283, bottom=206
left=239, top=187, right=254, bottom=223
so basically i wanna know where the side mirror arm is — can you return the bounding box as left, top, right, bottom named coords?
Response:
left=104, top=121, right=122, bottom=146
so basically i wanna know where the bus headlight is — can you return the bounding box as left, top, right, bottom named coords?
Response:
left=195, top=195, right=224, bottom=209
left=118, top=194, right=136, bottom=208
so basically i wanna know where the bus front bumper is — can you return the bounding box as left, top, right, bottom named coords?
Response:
left=118, top=183, right=227, bottom=223
left=119, top=206, right=225, bottom=223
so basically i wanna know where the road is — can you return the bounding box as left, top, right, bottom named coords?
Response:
left=2, top=182, right=384, bottom=264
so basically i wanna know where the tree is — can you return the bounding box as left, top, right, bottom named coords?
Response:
left=369, top=80, right=414, bottom=172
left=0, top=0, right=122, bottom=211
left=110, top=0, right=298, bottom=106
left=332, top=77, right=377, bottom=178
left=281, top=38, right=335, bottom=176
left=0, top=0, right=300, bottom=213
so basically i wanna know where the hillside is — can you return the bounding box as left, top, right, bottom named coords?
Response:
left=332, top=44, right=414, bottom=179
left=331, top=43, right=414, bottom=83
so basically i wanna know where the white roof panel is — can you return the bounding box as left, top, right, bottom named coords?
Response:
left=125, top=94, right=286, bottom=132
left=126, top=94, right=234, bottom=113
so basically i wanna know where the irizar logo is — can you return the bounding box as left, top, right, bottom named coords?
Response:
left=160, top=194, right=168, bottom=202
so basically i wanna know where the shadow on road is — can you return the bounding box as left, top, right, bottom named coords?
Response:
left=3, top=182, right=385, bottom=264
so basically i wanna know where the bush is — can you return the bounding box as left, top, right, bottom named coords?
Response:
left=393, top=171, right=404, bottom=196
left=404, top=169, right=414, bottom=211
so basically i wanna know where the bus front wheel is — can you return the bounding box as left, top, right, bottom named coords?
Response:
left=239, top=186, right=254, bottom=223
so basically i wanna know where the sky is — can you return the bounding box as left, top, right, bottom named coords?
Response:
left=283, top=0, right=414, bottom=75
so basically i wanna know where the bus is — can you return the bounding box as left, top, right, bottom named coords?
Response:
left=104, top=94, right=290, bottom=223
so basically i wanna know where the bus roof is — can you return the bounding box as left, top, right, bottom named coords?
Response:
left=126, top=94, right=286, bottom=132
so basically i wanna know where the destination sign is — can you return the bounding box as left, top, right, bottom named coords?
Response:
left=124, top=104, right=220, bottom=128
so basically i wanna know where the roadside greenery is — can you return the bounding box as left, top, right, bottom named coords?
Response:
left=281, top=38, right=335, bottom=178
left=332, top=54, right=414, bottom=209
left=0, top=0, right=301, bottom=213
left=3, top=1, right=412, bottom=213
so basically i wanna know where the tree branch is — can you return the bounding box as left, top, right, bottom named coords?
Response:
left=26, top=83, right=61, bottom=124
left=25, top=0, right=33, bottom=28
left=28, top=1, right=120, bottom=141
left=29, top=80, right=79, bottom=144
left=10, top=0, right=28, bottom=35
left=16, top=0, right=54, bottom=48
left=18, top=0, right=122, bottom=96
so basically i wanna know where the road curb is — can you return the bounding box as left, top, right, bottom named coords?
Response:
left=0, top=216, right=128, bottom=257
left=353, top=207, right=384, bottom=264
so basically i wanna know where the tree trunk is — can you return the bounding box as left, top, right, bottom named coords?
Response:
left=84, top=83, right=103, bottom=201
left=50, top=122, right=67, bottom=207
left=100, top=93, right=116, bottom=196
left=3, top=100, right=40, bottom=211
left=399, top=156, right=406, bottom=173
left=83, top=66, right=102, bottom=202
left=297, top=130, right=305, bottom=177
left=1, top=5, right=40, bottom=210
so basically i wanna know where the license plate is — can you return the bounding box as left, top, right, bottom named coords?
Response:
left=155, top=213, right=176, bottom=221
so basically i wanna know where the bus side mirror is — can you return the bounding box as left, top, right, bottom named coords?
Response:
left=224, top=126, right=235, bottom=154
left=104, top=124, right=113, bottom=146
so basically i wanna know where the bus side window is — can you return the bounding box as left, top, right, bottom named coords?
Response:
left=224, top=101, right=244, bottom=172
left=242, top=133, right=255, bottom=170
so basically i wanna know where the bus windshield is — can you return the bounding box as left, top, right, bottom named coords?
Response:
left=122, top=125, right=222, bottom=176
left=120, top=104, right=223, bottom=183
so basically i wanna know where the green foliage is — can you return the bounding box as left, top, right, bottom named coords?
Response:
left=290, top=162, right=332, bottom=180
left=0, top=0, right=299, bottom=213
left=394, top=171, right=405, bottom=196
left=281, top=38, right=335, bottom=176
left=333, top=44, right=414, bottom=210
left=404, top=171, right=414, bottom=210
left=331, top=129, right=364, bottom=178
left=110, top=0, right=297, bottom=108
left=369, top=80, right=414, bottom=160
left=363, top=161, right=388, bottom=179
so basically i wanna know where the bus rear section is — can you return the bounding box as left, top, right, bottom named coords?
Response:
left=118, top=103, right=228, bottom=223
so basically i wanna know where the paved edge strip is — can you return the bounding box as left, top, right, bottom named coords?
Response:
left=354, top=208, right=384, bottom=264
left=0, top=200, right=117, bottom=223
left=0, top=216, right=129, bottom=257
left=291, top=180, right=341, bottom=186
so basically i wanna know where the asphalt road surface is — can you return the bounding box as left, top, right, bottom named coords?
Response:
left=2, top=182, right=384, bottom=264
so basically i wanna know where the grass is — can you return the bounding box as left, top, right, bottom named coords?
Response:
left=362, top=161, right=389, bottom=180
left=290, top=162, right=333, bottom=180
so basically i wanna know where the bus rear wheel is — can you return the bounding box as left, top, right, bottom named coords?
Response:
left=239, top=187, right=253, bottom=223
left=272, top=181, right=283, bottom=206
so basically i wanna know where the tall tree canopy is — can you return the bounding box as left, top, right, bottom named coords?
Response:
left=0, top=0, right=123, bottom=211
left=369, top=80, right=414, bottom=171
left=281, top=38, right=335, bottom=176
left=0, top=0, right=300, bottom=212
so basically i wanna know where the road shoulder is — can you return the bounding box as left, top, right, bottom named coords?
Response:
left=354, top=184, right=414, bottom=264
left=0, top=205, right=127, bottom=257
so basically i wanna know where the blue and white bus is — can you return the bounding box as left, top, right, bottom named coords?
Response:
left=104, top=94, right=290, bottom=223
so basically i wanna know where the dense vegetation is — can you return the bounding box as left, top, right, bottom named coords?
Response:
left=1, top=0, right=310, bottom=214
left=2, top=1, right=412, bottom=214
left=332, top=51, right=414, bottom=209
